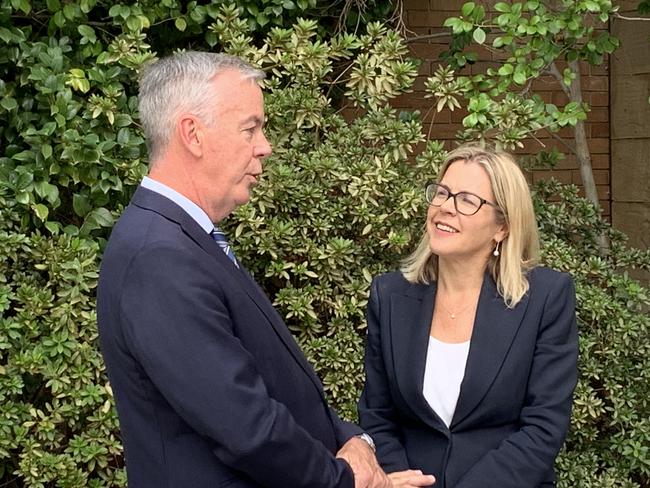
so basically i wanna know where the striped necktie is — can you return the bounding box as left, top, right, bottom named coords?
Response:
left=210, top=227, right=238, bottom=267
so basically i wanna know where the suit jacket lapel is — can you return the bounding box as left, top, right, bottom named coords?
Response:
left=131, top=186, right=218, bottom=258
left=236, top=265, right=326, bottom=390
left=390, top=282, right=450, bottom=433
left=450, top=273, right=531, bottom=427
left=131, top=187, right=326, bottom=395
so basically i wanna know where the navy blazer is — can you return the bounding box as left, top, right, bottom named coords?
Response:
left=358, top=268, right=578, bottom=488
left=97, top=187, right=360, bottom=488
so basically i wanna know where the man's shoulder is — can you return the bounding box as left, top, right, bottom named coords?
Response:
left=105, top=202, right=161, bottom=250
left=109, top=186, right=196, bottom=244
left=101, top=198, right=190, bottom=276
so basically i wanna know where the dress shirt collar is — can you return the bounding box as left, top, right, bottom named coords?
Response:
left=140, top=176, right=214, bottom=233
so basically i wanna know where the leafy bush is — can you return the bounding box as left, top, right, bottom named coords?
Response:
left=534, top=180, right=650, bottom=488
left=0, top=196, right=124, bottom=486
left=218, top=14, right=430, bottom=420
left=1, top=1, right=648, bottom=487
left=1, top=2, right=425, bottom=484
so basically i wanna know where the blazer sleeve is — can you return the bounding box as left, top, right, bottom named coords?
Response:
left=119, top=244, right=354, bottom=488
left=455, top=273, right=579, bottom=488
left=358, top=277, right=411, bottom=472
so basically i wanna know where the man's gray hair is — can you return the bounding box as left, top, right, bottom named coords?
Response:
left=138, top=51, right=265, bottom=164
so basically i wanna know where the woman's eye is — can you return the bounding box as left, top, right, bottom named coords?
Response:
left=462, top=195, right=479, bottom=207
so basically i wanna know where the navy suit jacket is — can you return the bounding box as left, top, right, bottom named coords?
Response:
left=97, top=187, right=360, bottom=488
left=358, top=268, right=578, bottom=488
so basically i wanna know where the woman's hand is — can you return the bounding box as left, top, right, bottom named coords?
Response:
left=388, top=469, right=436, bottom=487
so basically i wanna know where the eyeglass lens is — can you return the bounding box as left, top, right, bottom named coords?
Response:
left=426, top=184, right=482, bottom=215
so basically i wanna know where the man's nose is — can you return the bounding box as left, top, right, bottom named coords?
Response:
left=256, top=132, right=272, bottom=159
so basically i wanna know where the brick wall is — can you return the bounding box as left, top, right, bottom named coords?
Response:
left=394, top=0, right=612, bottom=216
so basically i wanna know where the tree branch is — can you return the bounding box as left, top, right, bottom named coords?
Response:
left=405, top=32, right=452, bottom=43
left=613, top=12, right=650, bottom=21
left=544, top=128, right=577, bottom=156
left=548, top=62, right=572, bottom=99
left=389, top=0, right=414, bottom=38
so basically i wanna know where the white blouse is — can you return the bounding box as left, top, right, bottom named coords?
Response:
left=422, top=336, right=471, bottom=427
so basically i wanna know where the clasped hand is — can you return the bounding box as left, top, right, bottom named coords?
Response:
left=336, top=437, right=435, bottom=488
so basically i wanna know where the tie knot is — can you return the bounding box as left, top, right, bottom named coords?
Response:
left=211, top=227, right=238, bottom=267
left=211, top=228, right=228, bottom=243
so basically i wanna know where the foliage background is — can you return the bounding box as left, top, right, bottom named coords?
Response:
left=1, top=1, right=648, bottom=487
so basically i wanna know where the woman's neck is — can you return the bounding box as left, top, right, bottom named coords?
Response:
left=437, top=258, right=486, bottom=295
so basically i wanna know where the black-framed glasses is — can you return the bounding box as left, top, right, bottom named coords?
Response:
left=425, top=183, right=501, bottom=216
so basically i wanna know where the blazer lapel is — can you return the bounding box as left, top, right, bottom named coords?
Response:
left=131, top=187, right=326, bottom=395
left=450, top=274, right=531, bottom=428
left=390, top=282, right=450, bottom=434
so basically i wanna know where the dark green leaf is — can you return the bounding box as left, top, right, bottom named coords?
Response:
left=73, top=194, right=92, bottom=217
left=86, top=207, right=114, bottom=228
left=1, top=97, right=17, bottom=111
left=78, top=25, right=96, bottom=41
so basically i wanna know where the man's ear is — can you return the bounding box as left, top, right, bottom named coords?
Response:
left=178, top=114, right=203, bottom=158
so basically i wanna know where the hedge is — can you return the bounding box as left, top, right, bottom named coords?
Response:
left=1, top=2, right=648, bottom=486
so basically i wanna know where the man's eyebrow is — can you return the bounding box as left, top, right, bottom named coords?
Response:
left=241, top=115, right=264, bottom=126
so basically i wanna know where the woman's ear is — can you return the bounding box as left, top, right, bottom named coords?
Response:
left=494, top=224, right=508, bottom=244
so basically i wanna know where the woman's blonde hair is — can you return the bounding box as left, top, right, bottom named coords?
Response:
left=400, top=144, right=540, bottom=307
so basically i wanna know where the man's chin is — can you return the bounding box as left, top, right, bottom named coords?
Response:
left=235, top=192, right=253, bottom=207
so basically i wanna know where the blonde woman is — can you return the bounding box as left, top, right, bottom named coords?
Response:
left=358, top=145, right=578, bottom=488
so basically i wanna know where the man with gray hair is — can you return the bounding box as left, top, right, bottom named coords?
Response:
left=97, top=51, right=392, bottom=487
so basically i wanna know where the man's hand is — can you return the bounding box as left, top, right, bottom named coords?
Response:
left=388, top=470, right=436, bottom=487
left=336, top=436, right=391, bottom=488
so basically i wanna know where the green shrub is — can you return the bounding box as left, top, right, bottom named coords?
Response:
left=0, top=196, right=125, bottom=487
left=1, top=2, right=648, bottom=487
left=534, top=180, right=650, bottom=488
left=1, top=2, right=425, bottom=484
left=220, top=14, right=429, bottom=421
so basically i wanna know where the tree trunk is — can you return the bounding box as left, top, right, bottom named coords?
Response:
left=552, top=60, right=610, bottom=253
left=567, top=61, right=601, bottom=210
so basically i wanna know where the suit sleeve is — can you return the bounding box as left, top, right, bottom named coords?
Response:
left=119, top=244, right=354, bottom=488
left=358, top=277, right=411, bottom=472
left=329, top=407, right=364, bottom=446
left=455, top=273, right=579, bottom=488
